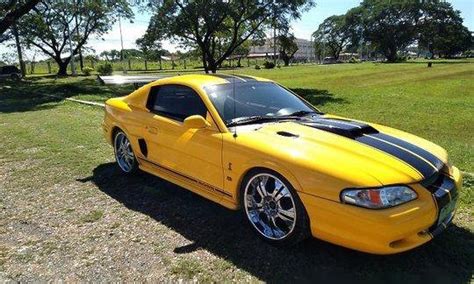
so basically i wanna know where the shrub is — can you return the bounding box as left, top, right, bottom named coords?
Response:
left=393, top=56, right=407, bottom=63
left=82, top=66, right=94, bottom=76
left=97, top=63, right=113, bottom=75
left=263, top=61, right=275, bottom=69
left=255, top=64, right=261, bottom=70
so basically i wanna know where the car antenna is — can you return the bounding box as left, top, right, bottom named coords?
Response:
left=232, top=59, right=238, bottom=138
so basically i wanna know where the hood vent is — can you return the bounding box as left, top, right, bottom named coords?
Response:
left=302, top=118, right=378, bottom=139
left=277, top=131, right=299, bottom=138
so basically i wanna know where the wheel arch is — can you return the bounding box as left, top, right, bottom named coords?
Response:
left=235, top=162, right=304, bottom=209
left=110, top=125, right=123, bottom=143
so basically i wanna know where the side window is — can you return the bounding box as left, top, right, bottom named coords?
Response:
left=147, top=85, right=207, bottom=121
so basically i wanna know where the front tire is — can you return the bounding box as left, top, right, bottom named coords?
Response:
left=240, top=169, right=310, bottom=246
left=114, top=131, right=138, bottom=174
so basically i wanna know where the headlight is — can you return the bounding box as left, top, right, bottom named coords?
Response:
left=341, top=186, right=417, bottom=209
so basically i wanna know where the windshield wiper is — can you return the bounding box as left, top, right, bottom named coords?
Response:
left=227, top=115, right=298, bottom=127
left=285, top=110, right=320, bottom=117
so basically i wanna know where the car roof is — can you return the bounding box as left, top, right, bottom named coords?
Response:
left=123, top=73, right=275, bottom=113
left=147, top=73, right=272, bottom=88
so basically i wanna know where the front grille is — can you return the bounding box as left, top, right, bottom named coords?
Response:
left=422, top=172, right=458, bottom=236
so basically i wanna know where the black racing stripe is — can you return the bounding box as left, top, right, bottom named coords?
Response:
left=300, top=117, right=441, bottom=178
left=210, top=74, right=244, bottom=82
left=372, top=133, right=444, bottom=170
left=312, top=119, right=356, bottom=131
left=233, top=74, right=257, bottom=81
left=137, top=157, right=233, bottom=198
left=356, top=135, right=437, bottom=178
left=325, top=118, right=367, bottom=128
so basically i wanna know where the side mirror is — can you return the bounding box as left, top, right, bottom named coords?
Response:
left=183, top=115, right=210, bottom=129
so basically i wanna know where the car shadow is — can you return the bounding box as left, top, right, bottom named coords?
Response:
left=290, top=88, right=347, bottom=107
left=0, top=78, right=133, bottom=113
left=79, top=163, right=473, bottom=282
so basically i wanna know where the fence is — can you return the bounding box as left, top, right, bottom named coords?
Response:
left=23, top=57, right=293, bottom=75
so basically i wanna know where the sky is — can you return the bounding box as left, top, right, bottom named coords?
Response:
left=1, top=0, right=473, bottom=61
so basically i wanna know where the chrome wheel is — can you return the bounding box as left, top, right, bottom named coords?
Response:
left=244, top=173, right=297, bottom=240
left=114, top=132, right=135, bottom=173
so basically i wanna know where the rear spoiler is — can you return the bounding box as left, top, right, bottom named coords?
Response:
left=97, top=74, right=174, bottom=89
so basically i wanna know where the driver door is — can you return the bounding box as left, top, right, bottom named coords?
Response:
left=142, top=84, right=224, bottom=193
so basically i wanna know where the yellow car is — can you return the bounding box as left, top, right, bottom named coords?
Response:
left=102, top=74, right=462, bottom=254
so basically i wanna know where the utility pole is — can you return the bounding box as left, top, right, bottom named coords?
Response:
left=272, top=0, right=277, bottom=65
left=12, top=23, right=25, bottom=76
left=74, top=0, right=83, bottom=71
left=67, top=23, right=76, bottom=75
left=119, top=16, right=126, bottom=73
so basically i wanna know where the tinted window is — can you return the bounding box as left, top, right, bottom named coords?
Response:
left=147, top=85, right=207, bottom=121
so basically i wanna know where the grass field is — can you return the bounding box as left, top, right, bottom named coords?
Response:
left=0, top=61, right=473, bottom=282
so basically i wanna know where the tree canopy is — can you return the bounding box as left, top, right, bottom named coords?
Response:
left=18, top=0, right=133, bottom=75
left=360, top=0, right=419, bottom=62
left=0, top=0, right=41, bottom=40
left=314, top=0, right=472, bottom=62
left=141, top=0, right=314, bottom=73
left=418, top=2, right=472, bottom=58
left=312, top=15, right=353, bottom=60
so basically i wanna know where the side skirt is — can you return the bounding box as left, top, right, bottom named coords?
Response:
left=137, top=157, right=238, bottom=210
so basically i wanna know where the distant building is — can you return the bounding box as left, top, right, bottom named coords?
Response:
left=249, top=37, right=314, bottom=61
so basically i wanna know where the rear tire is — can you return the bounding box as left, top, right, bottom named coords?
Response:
left=240, top=168, right=310, bottom=246
left=113, top=130, right=138, bottom=174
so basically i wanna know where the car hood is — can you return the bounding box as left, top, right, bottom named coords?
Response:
left=237, top=115, right=447, bottom=193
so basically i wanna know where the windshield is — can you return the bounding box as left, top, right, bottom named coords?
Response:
left=204, top=82, right=320, bottom=125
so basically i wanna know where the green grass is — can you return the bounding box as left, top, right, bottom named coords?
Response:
left=80, top=210, right=104, bottom=223
left=0, top=60, right=472, bottom=282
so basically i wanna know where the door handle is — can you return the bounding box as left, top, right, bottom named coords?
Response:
left=146, top=126, right=158, bottom=134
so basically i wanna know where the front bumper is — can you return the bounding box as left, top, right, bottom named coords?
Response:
left=299, top=166, right=462, bottom=254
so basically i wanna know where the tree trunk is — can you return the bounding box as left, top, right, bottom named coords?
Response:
left=207, top=56, right=218, bottom=74
left=79, top=51, right=84, bottom=70
left=201, top=55, right=208, bottom=73
left=385, top=47, right=398, bottom=62
left=12, top=24, right=26, bottom=76
left=55, top=56, right=71, bottom=76
left=282, top=54, right=290, bottom=66
left=57, top=62, right=68, bottom=76
left=208, top=62, right=217, bottom=73
left=429, top=46, right=435, bottom=59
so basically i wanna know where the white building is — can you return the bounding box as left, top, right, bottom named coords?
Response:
left=249, top=37, right=314, bottom=61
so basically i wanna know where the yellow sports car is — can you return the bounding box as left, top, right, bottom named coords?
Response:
left=102, top=74, right=462, bottom=254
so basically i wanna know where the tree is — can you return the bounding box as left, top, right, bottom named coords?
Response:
left=122, top=49, right=144, bottom=59
left=360, top=0, right=419, bottom=62
left=143, top=0, right=314, bottom=73
left=278, top=34, right=298, bottom=66
left=418, top=2, right=472, bottom=58
left=344, top=6, right=365, bottom=53
left=100, top=50, right=110, bottom=61
left=231, top=41, right=250, bottom=67
left=0, top=0, right=41, bottom=38
left=312, top=15, right=353, bottom=60
left=18, top=0, right=132, bottom=75
left=136, top=33, right=166, bottom=61
left=313, top=41, right=326, bottom=63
